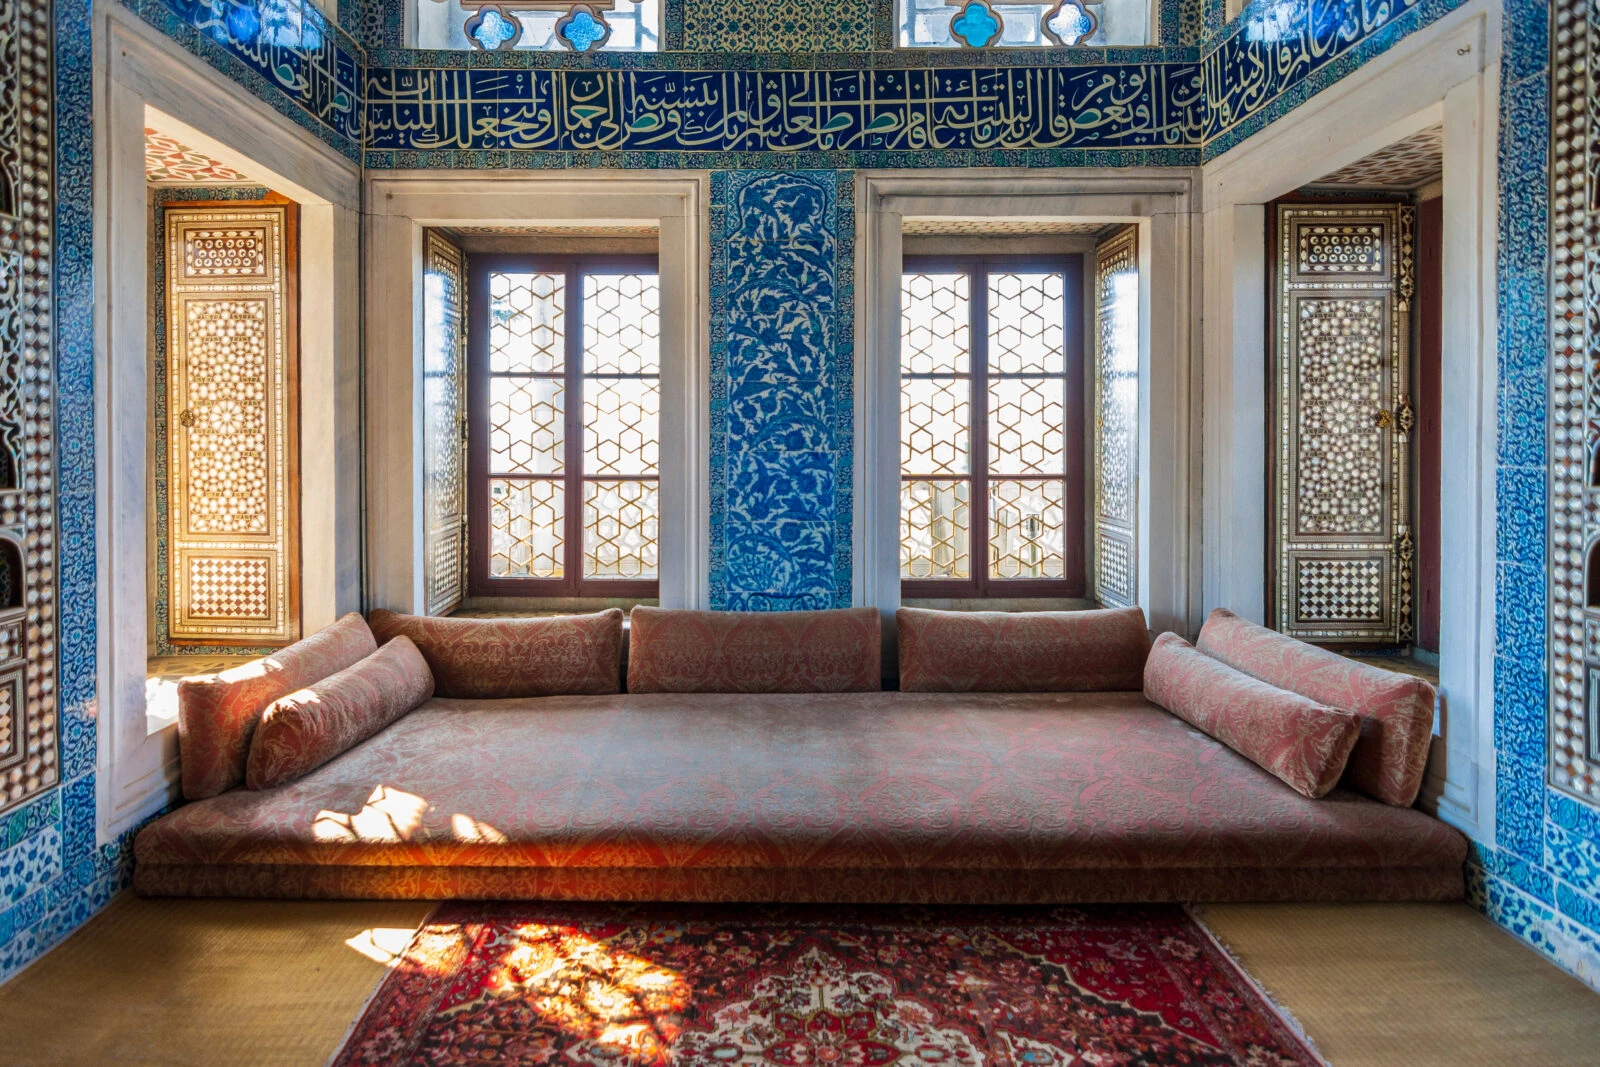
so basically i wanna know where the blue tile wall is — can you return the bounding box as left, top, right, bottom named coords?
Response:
left=14, top=0, right=1600, bottom=994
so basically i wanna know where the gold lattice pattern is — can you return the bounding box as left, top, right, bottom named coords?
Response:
left=1294, top=298, right=1386, bottom=535
left=901, top=480, right=970, bottom=579
left=584, top=379, right=659, bottom=476
left=901, top=273, right=970, bottom=374
left=166, top=207, right=296, bottom=645
left=490, top=272, right=565, bottom=373
left=987, top=272, right=1064, bottom=374
left=489, top=478, right=563, bottom=579
left=584, top=480, right=658, bottom=578
left=990, top=480, right=1065, bottom=579
left=989, top=378, right=1064, bottom=475
left=585, top=274, right=660, bottom=374
left=902, top=378, right=970, bottom=474
left=490, top=377, right=565, bottom=474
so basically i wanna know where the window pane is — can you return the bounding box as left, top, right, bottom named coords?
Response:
left=489, top=272, right=564, bottom=374
left=990, top=480, right=1066, bottom=579
left=489, top=478, right=563, bottom=579
left=902, top=378, right=971, bottom=474
left=988, top=377, right=1065, bottom=475
left=584, top=274, right=660, bottom=374
left=584, top=480, right=658, bottom=579
left=901, top=272, right=970, bottom=374
left=489, top=377, right=564, bottom=474
left=584, top=379, right=659, bottom=476
left=901, top=479, right=971, bottom=579
left=989, top=271, right=1065, bottom=374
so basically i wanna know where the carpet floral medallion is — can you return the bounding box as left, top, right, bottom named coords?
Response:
left=333, top=904, right=1322, bottom=1066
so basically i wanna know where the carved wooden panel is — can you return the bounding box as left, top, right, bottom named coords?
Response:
left=1271, top=204, right=1413, bottom=644
left=423, top=232, right=468, bottom=615
left=165, top=205, right=299, bottom=645
left=0, top=0, right=56, bottom=811
left=1093, top=226, right=1138, bottom=608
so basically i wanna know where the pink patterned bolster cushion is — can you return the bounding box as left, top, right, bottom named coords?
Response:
left=367, top=609, right=623, bottom=699
left=896, top=606, right=1150, bottom=692
left=1196, top=608, right=1436, bottom=807
left=177, top=612, right=378, bottom=801
left=627, top=607, right=881, bottom=693
left=246, top=636, right=435, bottom=790
left=1144, top=632, right=1362, bottom=799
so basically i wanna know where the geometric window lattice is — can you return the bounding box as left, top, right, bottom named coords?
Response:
left=900, top=259, right=1083, bottom=594
left=164, top=206, right=299, bottom=646
left=416, top=0, right=661, bottom=52
left=423, top=231, right=468, bottom=616
left=474, top=259, right=660, bottom=594
left=1093, top=227, right=1139, bottom=608
left=1550, top=0, right=1600, bottom=803
left=0, top=0, right=57, bottom=812
left=1272, top=204, right=1412, bottom=645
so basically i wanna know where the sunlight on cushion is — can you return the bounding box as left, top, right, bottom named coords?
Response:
left=314, top=785, right=429, bottom=843
left=450, top=813, right=508, bottom=843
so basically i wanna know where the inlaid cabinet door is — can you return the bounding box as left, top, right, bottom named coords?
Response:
left=1270, top=204, right=1414, bottom=644
left=164, top=204, right=299, bottom=646
left=423, top=232, right=468, bottom=616
left=1093, top=227, right=1139, bottom=608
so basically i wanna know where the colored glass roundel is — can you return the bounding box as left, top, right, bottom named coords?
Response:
left=557, top=5, right=612, bottom=51
left=465, top=5, right=522, bottom=49
left=1043, top=0, right=1097, bottom=45
left=950, top=1, right=1003, bottom=48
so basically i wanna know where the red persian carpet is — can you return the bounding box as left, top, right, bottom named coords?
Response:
left=333, top=903, right=1322, bottom=1066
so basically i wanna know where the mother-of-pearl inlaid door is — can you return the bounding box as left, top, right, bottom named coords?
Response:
left=164, top=203, right=300, bottom=646
left=1092, top=226, right=1138, bottom=609
left=1270, top=203, right=1414, bottom=645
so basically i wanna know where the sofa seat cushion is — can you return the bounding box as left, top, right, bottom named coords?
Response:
left=136, top=692, right=1465, bottom=899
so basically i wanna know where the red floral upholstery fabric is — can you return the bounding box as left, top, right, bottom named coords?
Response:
left=626, top=607, right=880, bottom=693
left=1197, top=608, right=1437, bottom=807
left=896, top=607, right=1149, bottom=692
left=1144, top=633, right=1362, bottom=799
left=367, top=609, right=622, bottom=699
left=246, top=637, right=435, bottom=791
left=177, top=613, right=378, bottom=801
left=135, top=690, right=1465, bottom=902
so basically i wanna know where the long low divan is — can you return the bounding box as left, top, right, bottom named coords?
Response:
left=134, top=606, right=1467, bottom=902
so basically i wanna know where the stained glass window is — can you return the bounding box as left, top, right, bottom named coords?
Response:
left=897, top=0, right=1150, bottom=48
left=900, top=257, right=1086, bottom=596
left=472, top=257, right=660, bottom=596
left=417, top=0, right=661, bottom=52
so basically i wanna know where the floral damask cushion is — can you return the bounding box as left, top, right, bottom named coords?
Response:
left=178, top=612, right=378, bottom=801
left=1144, top=632, right=1362, bottom=799
left=367, top=609, right=623, bottom=699
left=246, top=636, right=435, bottom=791
left=626, top=607, right=881, bottom=693
left=896, top=606, right=1150, bottom=692
left=1196, top=608, right=1436, bottom=807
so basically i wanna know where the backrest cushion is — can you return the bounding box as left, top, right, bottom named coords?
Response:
left=627, top=607, right=880, bottom=693
left=367, top=609, right=623, bottom=699
left=177, top=612, right=378, bottom=801
left=896, top=606, right=1150, bottom=692
left=1196, top=608, right=1435, bottom=807
left=1144, top=632, right=1362, bottom=799
left=246, top=636, right=435, bottom=790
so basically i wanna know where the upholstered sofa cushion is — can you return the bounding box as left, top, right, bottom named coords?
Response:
left=1197, top=608, right=1436, bottom=807
left=246, top=637, right=435, bottom=790
left=177, top=613, right=378, bottom=801
left=368, top=609, right=623, bottom=699
left=626, top=607, right=880, bottom=693
left=134, top=690, right=1467, bottom=903
left=1144, top=632, right=1362, bottom=799
left=896, top=606, right=1149, bottom=692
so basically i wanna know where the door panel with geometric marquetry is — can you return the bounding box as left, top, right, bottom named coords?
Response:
left=423, top=231, right=468, bottom=615
left=164, top=203, right=299, bottom=646
left=1092, top=227, right=1139, bottom=608
left=1270, top=203, right=1414, bottom=645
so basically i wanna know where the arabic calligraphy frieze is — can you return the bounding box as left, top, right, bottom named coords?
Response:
left=1201, top=0, right=1469, bottom=153
left=364, top=65, right=1207, bottom=154
left=121, top=0, right=364, bottom=154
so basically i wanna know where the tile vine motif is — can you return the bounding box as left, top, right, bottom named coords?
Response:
left=1550, top=0, right=1599, bottom=804
left=710, top=171, right=852, bottom=611
left=0, top=0, right=57, bottom=815
left=365, top=65, right=1206, bottom=153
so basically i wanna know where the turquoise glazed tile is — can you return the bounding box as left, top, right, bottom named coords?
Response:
left=1495, top=466, right=1547, bottom=571
left=0, top=828, right=62, bottom=908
